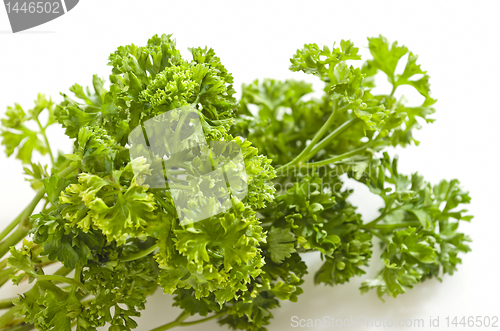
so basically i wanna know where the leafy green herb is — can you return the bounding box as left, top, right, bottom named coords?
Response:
left=0, top=34, right=471, bottom=331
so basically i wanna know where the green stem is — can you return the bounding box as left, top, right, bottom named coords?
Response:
left=150, top=311, right=191, bottom=331
left=380, top=198, right=395, bottom=217
left=0, top=160, right=74, bottom=243
left=55, top=164, right=77, bottom=180
left=80, top=298, right=96, bottom=307
left=20, top=189, right=46, bottom=228
left=0, top=164, right=77, bottom=259
left=304, top=117, right=360, bottom=160
left=121, top=243, right=160, bottom=262
left=180, top=312, right=225, bottom=326
left=35, top=117, right=54, bottom=166
left=0, top=214, right=22, bottom=245
left=53, top=265, right=73, bottom=277
left=0, top=185, right=45, bottom=244
left=173, top=111, right=192, bottom=146
left=0, top=226, right=31, bottom=260
left=167, top=184, right=192, bottom=191
left=7, top=323, right=35, bottom=331
left=367, top=229, right=390, bottom=244
left=74, top=262, right=82, bottom=284
left=363, top=203, right=400, bottom=228
left=0, top=268, right=14, bottom=287
left=363, top=221, right=421, bottom=230
left=149, top=311, right=224, bottom=331
left=0, top=305, right=21, bottom=328
left=276, top=102, right=340, bottom=173
left=0, top=297, right=15, bottom=310
left=153, top=192, right=177, bottom=217
left=31, top=245, right=43, bottom=256
left=1, top=261, right=62, bottom=288
left=284, top=132, right=302, bottom=143
left=390, top=84, right=397, bottom=97
left=304, top=143, right=372, bottom=168
left=36, top=275, right=88, bottom=294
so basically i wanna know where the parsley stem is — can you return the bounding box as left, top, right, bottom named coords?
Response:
left=0, top=187, right=44, bottom=243
left=19, top=189, right=46, bottom=228
left=179, top=311, right=225, bottom=326
left=0, top=214, right=22, bottom=246
left=153, top=192, right=177, bottom=217
left=35, top=117, right=54, bottom=166
left=4, top=323, right=34, bottom=331
left=363, top=203, right=400, bottom=228
left=366, top=229, right=390, bottom=244
left=362, top=221, right=421, bottom=230
left=36, top=275, right=89, bottom=294
left=276, top=102, right=340, bottom=173
left=121, top=243, right=160, bottom=262
left=0, top=226, right=31, bottom=260
left=0, top=297, right=15, bottom=310
left=150, top=310, right=190, bottom=331
left=390, top=84, right=397, bottom=97
left=0, top=164, right=77, bottom=258
left=150, top=311, right=225, bottom=331
left=0, top=268, right=14, bottom=287
left=303, top=117, right=360, bottom=160
left=0, top=305, right=21, bottom=328
left=54, top=265, right=73, bottom=277
left=74, top=262, right=82, bottom=283
left=303, top=143, right=372, bottom=168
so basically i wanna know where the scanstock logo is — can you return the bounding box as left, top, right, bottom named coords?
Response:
left=3, top=0, right=79, bottom=33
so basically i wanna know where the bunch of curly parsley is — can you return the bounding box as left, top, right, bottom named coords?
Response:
left=0, top=34, right=472, bottom=331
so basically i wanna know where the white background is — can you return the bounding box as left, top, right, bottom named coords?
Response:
left=1, top=1, right=499, bottom=330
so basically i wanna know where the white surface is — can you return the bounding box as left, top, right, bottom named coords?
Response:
left=1, top=1, right=499, bottom=330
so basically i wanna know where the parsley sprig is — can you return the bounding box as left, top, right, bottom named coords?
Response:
left=0, top=35, right=472, bottom=331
